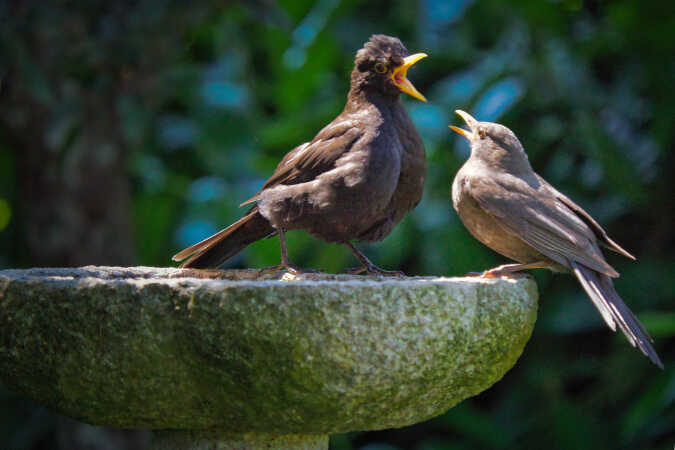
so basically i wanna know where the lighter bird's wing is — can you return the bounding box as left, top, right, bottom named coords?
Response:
left=467, top=173, right=619, bottom=277
left=544, top=175, right=635, bottom=260
left=467, top=170, right=662, bottom=367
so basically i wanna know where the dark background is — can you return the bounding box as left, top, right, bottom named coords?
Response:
left=0, top=0, right=673, bottom=449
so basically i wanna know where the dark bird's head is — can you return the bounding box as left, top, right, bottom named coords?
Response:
left=350, top=35, right=427, bottom=102
left=449, top=110, right=533, bottom=174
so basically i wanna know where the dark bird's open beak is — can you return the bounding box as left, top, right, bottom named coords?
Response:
left=449, top=109, right=477, bottom=140
left=391, top=53, right=428, bottom=102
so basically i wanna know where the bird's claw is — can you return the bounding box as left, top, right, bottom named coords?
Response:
left=465, top=268, right=528, bottom=279
left=346, top=264, right=405, bottom=277
left=286, top=264, right=320, bottom=275
left=260, top=264, right=317, bottom=276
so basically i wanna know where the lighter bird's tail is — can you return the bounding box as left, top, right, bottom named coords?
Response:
left=571, top=260, right=663, bottom=368
left=172, top=207, right=275, bottom=269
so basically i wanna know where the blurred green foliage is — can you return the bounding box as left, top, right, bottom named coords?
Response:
left=0, top=0, right=673, bottom=449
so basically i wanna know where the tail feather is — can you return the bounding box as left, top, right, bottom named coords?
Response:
left=173, top=208, right=275, bottom=269
left=571, top=261, right=663, bottom=369
left=572, top=263, right=617, bottom=332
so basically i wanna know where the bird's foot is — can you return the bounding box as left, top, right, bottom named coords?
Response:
left=342, top=242, right=404, bottom=277
left=259, top=263, right=317, bottom=276
left=475, top=262, right=547, bottom=278
left=285, top=264, right=319, bottom=276
left=346, top=264, right=405, bottom=277
left=481, top=269, right=528, bottom=279
left=464, top=271, right=486, bottom=277
left=465, top=264, right=530, bottom=279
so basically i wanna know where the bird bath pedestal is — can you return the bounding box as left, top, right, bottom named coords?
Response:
left=0, top=267, right=537, bottom=449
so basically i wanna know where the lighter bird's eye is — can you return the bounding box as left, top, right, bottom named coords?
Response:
left=478, top=127, right=487, bottom=139
left=374, top=62, right=388, bottom=74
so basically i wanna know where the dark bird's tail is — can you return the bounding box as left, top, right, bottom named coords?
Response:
left=571, top=261, right=663, bottom=368
left=172, top=207, right=275, bottom=269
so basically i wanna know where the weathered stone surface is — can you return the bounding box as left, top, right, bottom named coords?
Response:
left=0, top=266, right=537, bottom=434
left=150, top=431, right=328, bottom=450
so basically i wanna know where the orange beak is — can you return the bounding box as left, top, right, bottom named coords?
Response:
left=391, top=53, right=428, bottom=102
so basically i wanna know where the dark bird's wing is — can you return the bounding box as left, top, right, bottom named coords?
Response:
left=240, top=118, right=363, bottom=206
left=571, top=261, right=663, bottom=368
left=467, top=173, right=619, bottom=277
left=173, top=116, right=364, bottom=268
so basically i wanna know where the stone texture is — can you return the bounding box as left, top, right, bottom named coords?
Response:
left=0, top=266, right=537, bottom=434
left=150, top=431, right=328, bottom=450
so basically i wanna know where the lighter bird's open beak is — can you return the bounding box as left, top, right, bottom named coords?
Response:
left=449, top=109, right=477, bottom=140
left=391, top=53, right=428, bottom=102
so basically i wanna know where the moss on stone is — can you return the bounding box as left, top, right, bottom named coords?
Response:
left=150, top=431, right=328, bottom=450
left=0, top=266, right=537, bottom=434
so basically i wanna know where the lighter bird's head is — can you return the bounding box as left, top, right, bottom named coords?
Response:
left=449, top=110, right=533, bottom=174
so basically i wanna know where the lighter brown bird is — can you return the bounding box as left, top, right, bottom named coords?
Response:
left=449, top=110, right=662, bottom=368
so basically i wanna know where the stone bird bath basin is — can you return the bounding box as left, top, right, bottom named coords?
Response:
left=0, top=266, right=537, bottom=449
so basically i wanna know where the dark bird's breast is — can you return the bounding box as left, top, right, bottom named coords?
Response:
left=356, top=101, right=426, bottom=242
left=259, top=99, right=426, bottom=245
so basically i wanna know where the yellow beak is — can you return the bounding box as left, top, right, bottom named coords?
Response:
left=391, top=53, right=428, bottom=102
left=448, top=125, right=471, bottom=139
left=448, top=110, right=477, bottom=140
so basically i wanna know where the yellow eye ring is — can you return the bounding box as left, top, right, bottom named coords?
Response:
left=374, top=62, right=388, bottom=74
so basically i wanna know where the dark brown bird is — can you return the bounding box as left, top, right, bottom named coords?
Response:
left=173, top=35, right=427, bottom=275
left=449, top=110, right=662, bottom=368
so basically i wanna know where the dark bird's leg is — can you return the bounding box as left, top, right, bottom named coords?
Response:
left=278, top=229, right=297, bottom=272
left=344, top=242, right=405, bottom=276
left=467, top=261, right=550, bottom=278
left=261, top=228, right=312, bottom=275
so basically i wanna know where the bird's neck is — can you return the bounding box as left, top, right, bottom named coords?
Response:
left=469, top=149, right=534, bottom=177
left=345, top=87, right=400, bottom=113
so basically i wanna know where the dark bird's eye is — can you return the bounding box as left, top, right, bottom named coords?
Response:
left=374, top=62, right=388, bottom=74
left=478, top=127, right=487, bottom=139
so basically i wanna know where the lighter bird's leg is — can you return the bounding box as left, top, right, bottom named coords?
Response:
left=466, top=261, right=550, bottom=278
left=344, top=242, right=405, bottom=276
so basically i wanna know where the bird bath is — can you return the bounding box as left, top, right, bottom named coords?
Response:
left=0, top=266, right=537, bottom=449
